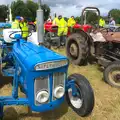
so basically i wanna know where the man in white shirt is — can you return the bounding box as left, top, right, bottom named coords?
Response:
left=47, top=16, right=52, bottom=22
left=109, top=17, right=116, bottom=26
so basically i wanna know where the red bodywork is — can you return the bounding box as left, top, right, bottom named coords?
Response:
left=28, top=22, right=35, bottom=26
left=44, top=22, right=92, bottom=36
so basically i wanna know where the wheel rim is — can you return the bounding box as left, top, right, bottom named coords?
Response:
left=108, top=69, right=120, bottom=86
left=68, top=88, right=83, bottom=109
left=69, top=42, right=79, bottom=58
left=46, top=33, right=51, bottom=40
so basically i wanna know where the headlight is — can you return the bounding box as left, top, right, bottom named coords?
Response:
left=53, top=85, right=65, bottom=99
left=34, top=60, right=68, bottom=71
left=36, top=90, right=49, bottom=103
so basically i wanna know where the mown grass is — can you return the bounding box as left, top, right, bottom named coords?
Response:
left=1, top=48, right=120, bottom=120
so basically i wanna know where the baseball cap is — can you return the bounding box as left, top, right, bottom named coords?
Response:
left=20, top=17, right=24, bottom=20
left=15, top=16, right=21, bottom=20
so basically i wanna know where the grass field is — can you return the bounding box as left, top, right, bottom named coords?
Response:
left=1, top=48, right=120, bottom=120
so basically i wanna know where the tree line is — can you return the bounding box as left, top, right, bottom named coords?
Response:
left=63, top=9, right=120, bottom=25
left=0, top=0, right=50, bottom=22
left=0, top=0, right=120, bottom=25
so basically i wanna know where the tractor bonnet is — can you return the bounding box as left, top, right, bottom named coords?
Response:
left=13, top=40, right=68, bottom=71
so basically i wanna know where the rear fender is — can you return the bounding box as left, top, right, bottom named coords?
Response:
left=77, top=29, right=93, bottom=45
left=78, top=29, right=96, bottom=55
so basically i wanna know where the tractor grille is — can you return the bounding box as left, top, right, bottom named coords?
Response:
left=52, top=72, right=65, bottom=100
left=34, top=76, right=49, bottom=105
left=34, top=72, right=66, bottom=105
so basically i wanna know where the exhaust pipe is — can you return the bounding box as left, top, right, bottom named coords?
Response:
left=37, top=0, right=44, bottom=44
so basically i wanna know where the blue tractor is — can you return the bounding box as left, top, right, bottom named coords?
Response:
left=0, top=29, right=95, bottom=119
left=0, top=2, right=94, bottom=119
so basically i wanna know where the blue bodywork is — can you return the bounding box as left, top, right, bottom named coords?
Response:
left=0, top=34, right=77, bottom=117
left=12, top=39, right=68, bottom=112
left=0, top=22, right=11, bottom=28
left=0, top=22, right=11, bottom=41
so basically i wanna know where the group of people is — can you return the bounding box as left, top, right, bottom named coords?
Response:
left=47, top=15, right=76, bottom=36
left=45, top=15, right=76, bottom=47
left=11, top=14, right=77, bottom=44
left=11, top=16, right=29, bottom=39
left=99, top=17, right=116, bottom=28
left=11, top=14, right=117, bottom=43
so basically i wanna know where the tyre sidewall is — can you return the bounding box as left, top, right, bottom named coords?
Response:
left=66, top=74, right=94, bottom=116
left=104, top=61, right=120, bottom=88
left=66, top=33, right=88, bottom=65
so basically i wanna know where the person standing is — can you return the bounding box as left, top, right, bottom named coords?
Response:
left=47, top=16, right=52, bottom=22
left=11, top=16, right=21, bottom=29
left=19, top=17, right=29, bottom=40
left=109, top=17, right=116, bottom=26
left=99, top=17, right=105, bottom=28
left=67, top=16, right=76, bottom=33
left=68, top=16, right=76, bottom=27
left=52, top=14, right=59, bottom=25
left=57, top=15, right=68, bottom=47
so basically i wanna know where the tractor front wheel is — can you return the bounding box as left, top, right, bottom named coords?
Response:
left=104, top=61, right=120, bottom=88
left=66, top=74, right=94, bottom=117
left=66, top=33, right=89, bottom=65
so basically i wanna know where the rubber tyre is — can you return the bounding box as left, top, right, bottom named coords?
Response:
left=45, top=32, right=51, bottom=40
left=66, top=33, right=89, bottom=65
left=44, top=41, right=51, bottom=49
left=66, top=74, right=94, bottom=117
left=44, top=32, right=51, bottom=44
left=104, top=61, right=120, bottom=88
left=44, top=32, right=52, bottom=49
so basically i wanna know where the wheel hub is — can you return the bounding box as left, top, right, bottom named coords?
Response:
left=70, top=43, right=78, bottom=57
left=109, top=70, right=120, bottom=85
left=113, top=74, right=120, bottom=83
left=68, top=88, right=83, bottom=109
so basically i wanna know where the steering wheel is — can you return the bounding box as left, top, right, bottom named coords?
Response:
left=91, top=27, right=114, bottom=35
left=99, top=27, right=113, bottom=32
left=9, top=30, right=32, bottom=39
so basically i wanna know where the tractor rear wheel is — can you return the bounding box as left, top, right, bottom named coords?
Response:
left=104, top=61, right=120, bottom=88
left=66, top=33, right=89, bottom=65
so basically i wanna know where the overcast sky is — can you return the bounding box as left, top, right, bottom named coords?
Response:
left=1, top=0, right=120, bottom=17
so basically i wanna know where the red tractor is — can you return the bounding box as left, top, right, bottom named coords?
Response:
left=44, top=8, right=95, bottom=34
left=66, top=7, right=120, bottom=88
left=44, top=8, right=97, bottom=47
left=44, top=20, right=92, bottom=35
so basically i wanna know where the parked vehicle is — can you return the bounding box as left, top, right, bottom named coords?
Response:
left=0, top=16, right=94, bottom=119
left=44, top=10, right=93, bottom=48
left=66, top=7, right=120, bottom=88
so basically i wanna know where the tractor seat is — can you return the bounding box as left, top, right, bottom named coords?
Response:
left=51, top=36, right=60, bottom=41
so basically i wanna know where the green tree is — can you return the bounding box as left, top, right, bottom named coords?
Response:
left=75, top=17, right=81, bottom=23
left=26, top=0, right=38, bottom=21
left=11, top=0, right=50, bottom=22
left=108, top=9, right=120, bottom=24
left=85, top=11, right=99, bottom=25
left=41, top=4, right=50, bottom=21
left=11, top=0, right=29, bottom=20
left=0, top=5, right=8, bottom=22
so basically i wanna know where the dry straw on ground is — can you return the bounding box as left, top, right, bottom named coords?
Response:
left=1, top=48, right=120, bottom=120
